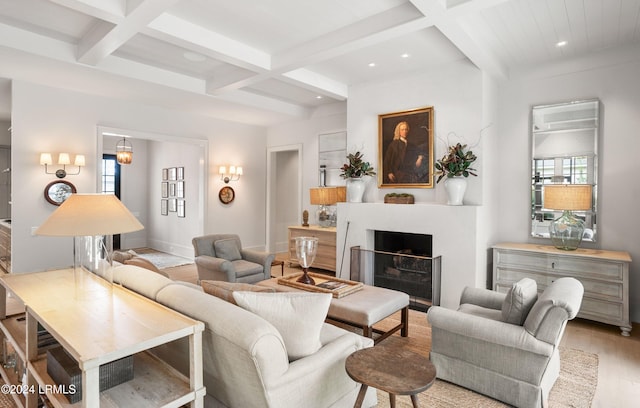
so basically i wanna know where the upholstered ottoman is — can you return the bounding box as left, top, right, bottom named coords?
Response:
left=257, top=279, right=410, bottom=343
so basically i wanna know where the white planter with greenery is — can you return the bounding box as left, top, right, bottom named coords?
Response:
left=435, top=143, right=477, bottom=206
left=340, top=151, right=375, bottom=203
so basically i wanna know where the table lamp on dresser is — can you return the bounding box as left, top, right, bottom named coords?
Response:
left=35, top=194, right=144, bottom=283
left=543, top=184, right=592, bottom=250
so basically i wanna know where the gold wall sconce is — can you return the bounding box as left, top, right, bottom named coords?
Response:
left=40, top=152, right=85, bottom=178
left=219, top=165, right=243, bottom=183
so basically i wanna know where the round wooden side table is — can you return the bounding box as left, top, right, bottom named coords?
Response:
left=345, top=342, right=436, bottom=408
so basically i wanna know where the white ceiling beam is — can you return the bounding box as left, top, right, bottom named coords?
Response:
left=77, top=0, right=181, bottom=66
left=217, top=89, right=309, bottom=118
left=410, top=0, right=509, bottom=79
left=146, top=13, right=271, bottom=72
left=281, top=69, right=348, bottom=100
left=48, top=0, right=125, bottom=23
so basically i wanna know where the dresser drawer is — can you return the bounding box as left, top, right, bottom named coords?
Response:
left=579, top=296, right=624, bottom=325
left=496, top=250, right=625, bottom=281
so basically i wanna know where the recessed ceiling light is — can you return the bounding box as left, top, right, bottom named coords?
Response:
left=316, top=96, right=323, bottom=99
left=183, top=51, right=207, bottom=62
left=401, top=53, right=410, bottom=58
left=556, top=41, right=567, bottom=47
left=368, top=62, right=376, bottom=67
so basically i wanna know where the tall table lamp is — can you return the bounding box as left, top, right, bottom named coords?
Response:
left=36, top=194, right=144, bottom=283
left=544, top=184, right=592, bottom=250
left=310, top=187, right=338, bottom=227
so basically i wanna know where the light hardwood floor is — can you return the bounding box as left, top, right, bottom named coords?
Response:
left=164, top=260, right=640, bottom=407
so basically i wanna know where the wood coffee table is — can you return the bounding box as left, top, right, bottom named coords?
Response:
left=345, top=341, right=436, bottom=408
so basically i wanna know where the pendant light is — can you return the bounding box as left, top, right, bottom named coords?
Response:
left=116, top=138, right=133, bottom=165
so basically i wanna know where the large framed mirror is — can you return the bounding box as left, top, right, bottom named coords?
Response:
left=530, top=99, right=599, bottom=242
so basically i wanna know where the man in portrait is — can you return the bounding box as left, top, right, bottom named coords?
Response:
left=383, top=121, right=429, bottom=184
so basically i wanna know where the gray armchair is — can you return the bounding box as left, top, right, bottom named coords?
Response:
left=427, top=277, right=584, bottom=408
left=192, top=234, right=275, bottom=284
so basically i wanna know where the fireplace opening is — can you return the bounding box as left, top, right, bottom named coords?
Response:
left=374, top=231, right=438, bottom=312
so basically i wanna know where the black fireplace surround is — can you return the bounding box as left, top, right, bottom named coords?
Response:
left=350, top=231, right=441, bottom=312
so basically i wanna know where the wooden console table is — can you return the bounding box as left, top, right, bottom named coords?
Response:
left=288, top=225, right=336, bottom=272
left=493, top=243, right=632, bottom=336
left=0, top=268, right=205, bottom=407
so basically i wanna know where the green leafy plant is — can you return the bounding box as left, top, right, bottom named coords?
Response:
left=434, top=143, right=477, bottom=183
left=339, top=151, right=376, bottom=179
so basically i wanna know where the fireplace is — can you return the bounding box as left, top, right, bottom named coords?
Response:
left=350, top=231, right=441, bottom=312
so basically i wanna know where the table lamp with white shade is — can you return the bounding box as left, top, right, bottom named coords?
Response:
left=35, top=194, right=144, bottom=283
left=543, top=184, right=593, bottom=251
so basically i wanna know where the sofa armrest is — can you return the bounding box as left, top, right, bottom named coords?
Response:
left=460, top=287, right=506, bottom=311
left=427, top=306, right=552, bottom=356
left=265, top=330, right=371, bottom=406
left=241, top=249, right=276, bottom=279
left=194, top=255, right=235, bottom=281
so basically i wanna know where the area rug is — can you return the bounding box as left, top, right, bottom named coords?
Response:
left=375, top=347, right=598, bottom=408
left=130, top=248, right=193, bottom=269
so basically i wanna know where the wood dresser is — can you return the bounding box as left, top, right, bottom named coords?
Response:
left=493, top=243, right=632, bottom=336
left=0, top=268, right=205, bottom=407
left=288, top=225, right=337, bottom=272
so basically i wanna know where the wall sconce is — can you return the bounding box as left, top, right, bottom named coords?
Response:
left=116, top=138, right=133, bottom=165
left=219, top=165, right=243, bottom=183
left=41, top=152, right=85, bottom=178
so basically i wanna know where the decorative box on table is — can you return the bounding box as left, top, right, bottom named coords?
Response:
left=47, top=346, right=134, bottom=403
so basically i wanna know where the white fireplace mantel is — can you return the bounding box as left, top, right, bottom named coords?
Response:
left=336, top=202, right=487, bottom=310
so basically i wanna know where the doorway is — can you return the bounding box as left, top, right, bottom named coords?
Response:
left=101, top=154, right=121, bottom=249
left=266, top=145, right=302, bottom=254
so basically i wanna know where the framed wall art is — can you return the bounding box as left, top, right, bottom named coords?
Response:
left=168, top=167, right=177, bottom=181
left=161, top=199, right=168, bottom=215
left=176, top=181, right=184, bottom=198
left=378, top=106, right=434, bottom=188
left=169, top=198, right=177, bottom=212
left=177, top=200, right=185, bottom=218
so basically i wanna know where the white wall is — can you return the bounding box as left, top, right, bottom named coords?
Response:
left=497, top=50, right=640, bottom=321
left=11, top=80, right=268, bottom=273
left=147, top=139, right=204, bottom=257
left=347, top=59, right=486, bottom=205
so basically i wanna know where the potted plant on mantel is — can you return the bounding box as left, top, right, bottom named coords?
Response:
left=339, top=151, right=376, bottom=203
left=434, top=143, right=477, bottom=205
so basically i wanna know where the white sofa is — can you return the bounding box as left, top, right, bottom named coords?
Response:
left=110, top=265, right=377, bottom=408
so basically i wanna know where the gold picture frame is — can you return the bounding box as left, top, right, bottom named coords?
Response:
left=378, top=106, right=434, bottom=188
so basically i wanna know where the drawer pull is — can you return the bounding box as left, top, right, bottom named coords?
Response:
left=551, top=262, right=555, bottom=269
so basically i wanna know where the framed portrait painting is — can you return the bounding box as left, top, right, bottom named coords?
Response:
left=378, top=106, right=434, bottom=188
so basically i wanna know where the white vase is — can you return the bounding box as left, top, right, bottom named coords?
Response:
left=346, top=178, right=366, bottom=202
left=444, top=177, right=467, bottom=205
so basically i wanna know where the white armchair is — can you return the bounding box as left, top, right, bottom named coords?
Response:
left=427, top=277, right=584, bottom=408
left=192, top=234, right=275, bottom=283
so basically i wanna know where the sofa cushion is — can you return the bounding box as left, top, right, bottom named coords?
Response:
left=501, top=278, right=538, bottom=325
left=232, top=291, right=331, bottom=361
left=201, top=280, right=274, bottom=304
left=214, top=238, right=242, bottom=261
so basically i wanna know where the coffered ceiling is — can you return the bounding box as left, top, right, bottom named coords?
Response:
left=0, top=0, right=639, bottom=125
